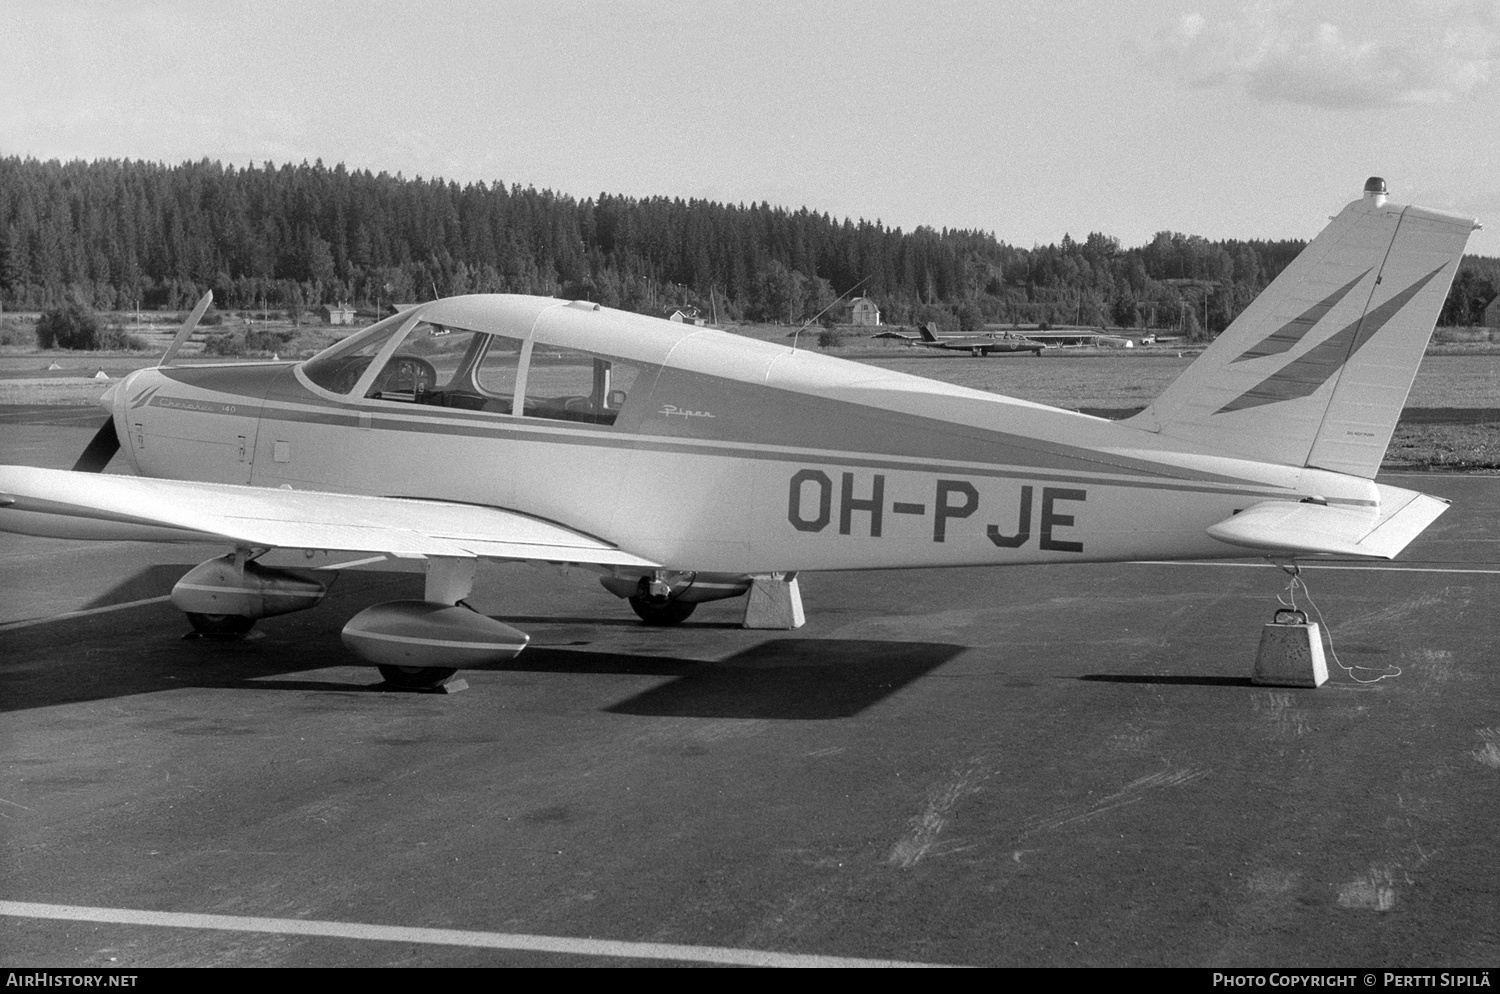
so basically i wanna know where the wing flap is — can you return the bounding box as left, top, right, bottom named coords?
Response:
left=1206, top=484, right=1448, bottom=559
left=0, top=465, right=659, bottom=567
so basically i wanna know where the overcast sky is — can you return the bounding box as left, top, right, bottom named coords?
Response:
left=2, top=0, right=1497, bottom=255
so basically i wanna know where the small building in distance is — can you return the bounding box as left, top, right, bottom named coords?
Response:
left=849, top=297, right=881, bottom=327
left=320, top=302, right=357, bottom=325
left=1484, top=294, right=1500, bottom=329
left=667, top=308, right=706, bottom=326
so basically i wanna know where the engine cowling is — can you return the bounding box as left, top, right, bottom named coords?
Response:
left=341, top=601, right=530, bottom=668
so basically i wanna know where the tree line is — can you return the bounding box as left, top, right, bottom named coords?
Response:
left=1, top=156, right=1495, bottom=336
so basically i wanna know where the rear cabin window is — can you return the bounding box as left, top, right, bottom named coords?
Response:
left=522, top=347, right=641, bottom=426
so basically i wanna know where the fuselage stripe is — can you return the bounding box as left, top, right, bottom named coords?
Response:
left=228, top=400, right=1316, bottom=502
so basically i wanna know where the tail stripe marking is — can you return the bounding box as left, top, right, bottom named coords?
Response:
left=1228, top=269, right=1370, bottom=363
left=1214, top=264, right=1447, bottom=415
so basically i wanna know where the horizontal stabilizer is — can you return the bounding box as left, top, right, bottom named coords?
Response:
left=1206, top=484, right=1449, bottom=559
left=0, top=465, right=660, bottom=567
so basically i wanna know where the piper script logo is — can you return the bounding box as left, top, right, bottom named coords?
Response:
left=659, top=404, right=715, bottom=419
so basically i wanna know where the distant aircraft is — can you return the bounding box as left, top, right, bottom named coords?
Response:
left=0, top=178, right=1478, bottom=690
left=873, top=322, right=1048, bottom=356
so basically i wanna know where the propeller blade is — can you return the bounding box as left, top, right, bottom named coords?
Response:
left=72, top=420, right=121, bottom=473
left=158, top=290, right=214, bottom=368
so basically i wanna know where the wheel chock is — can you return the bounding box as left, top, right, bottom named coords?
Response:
left=742, top=573, right=805, bottom=630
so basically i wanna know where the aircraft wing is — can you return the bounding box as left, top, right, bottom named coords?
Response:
left=1205, top=484, right=1449, bottom=560
left=0, top=465, right=660, bottom=567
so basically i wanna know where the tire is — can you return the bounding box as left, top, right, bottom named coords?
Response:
left=377, top=665, right=458, bottom=690
left=628, top=595, right=697, bottom=626
left=185, top=613, right=256, bottom=635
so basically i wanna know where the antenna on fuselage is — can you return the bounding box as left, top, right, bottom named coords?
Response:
left=790, top=276, right=871, bottom=352
left=158, top=290, right=214, bottom=367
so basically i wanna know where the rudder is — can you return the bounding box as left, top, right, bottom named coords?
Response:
left=1129, top=180, right=1476, bottom=478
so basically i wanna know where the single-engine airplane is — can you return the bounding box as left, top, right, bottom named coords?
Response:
left=0, top=178, right=1479, bottom=690
left=873, top=322, right=1048, bottom=356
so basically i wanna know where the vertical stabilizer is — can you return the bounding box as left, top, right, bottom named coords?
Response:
left=1129, top=181, right=1475, bottom=478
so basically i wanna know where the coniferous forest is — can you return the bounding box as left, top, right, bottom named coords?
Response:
left=1, top=156, right=1496, bottom=336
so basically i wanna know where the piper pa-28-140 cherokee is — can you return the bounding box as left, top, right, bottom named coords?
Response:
left=0, top=178, right=1480, bottom=689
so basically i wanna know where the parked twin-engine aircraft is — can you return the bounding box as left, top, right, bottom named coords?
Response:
left=0, top=178, right=1479, bottom=689
left=873, top=322, right=1048, bottom=356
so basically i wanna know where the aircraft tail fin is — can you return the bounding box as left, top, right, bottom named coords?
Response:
left=1128, top=181, right=1476, bottom=478
left=918, top=322, right=940, bottom=343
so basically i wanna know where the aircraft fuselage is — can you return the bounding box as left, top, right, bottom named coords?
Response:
left=107, top=298, right=1376, bottom=576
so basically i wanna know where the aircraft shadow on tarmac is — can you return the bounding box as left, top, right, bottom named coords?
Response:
left=4, top=565, right=965, bottom=719
left=2, top=631, right=964, bottom=720
left=558, top=639, right=964, bottom=720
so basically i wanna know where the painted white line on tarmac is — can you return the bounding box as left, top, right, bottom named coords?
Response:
left=0, top=900, right=954, bottom=968
left=0, top=595, right=171, bottom=632
left=1130, top=561, right=1500, bottom=575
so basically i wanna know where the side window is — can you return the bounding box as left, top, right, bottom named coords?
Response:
left=362, top=325, right=475, bottom=402
left=522, top=348, right=641, bottom=426
left=401, top=326, right=483, bottom=391
left=359, top=325, right=528, bottom=415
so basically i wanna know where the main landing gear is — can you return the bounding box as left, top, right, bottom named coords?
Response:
left=601, top=570, right=804, bottom=630
left=341, top=561, right=528, bottom=692
left=172, top=554, right=525, bottom=692
left=621, top=572, right=698, bottom=625
left=628, top=592, right=697, bottom=626
left=173, top=554, right=330, bottom=638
